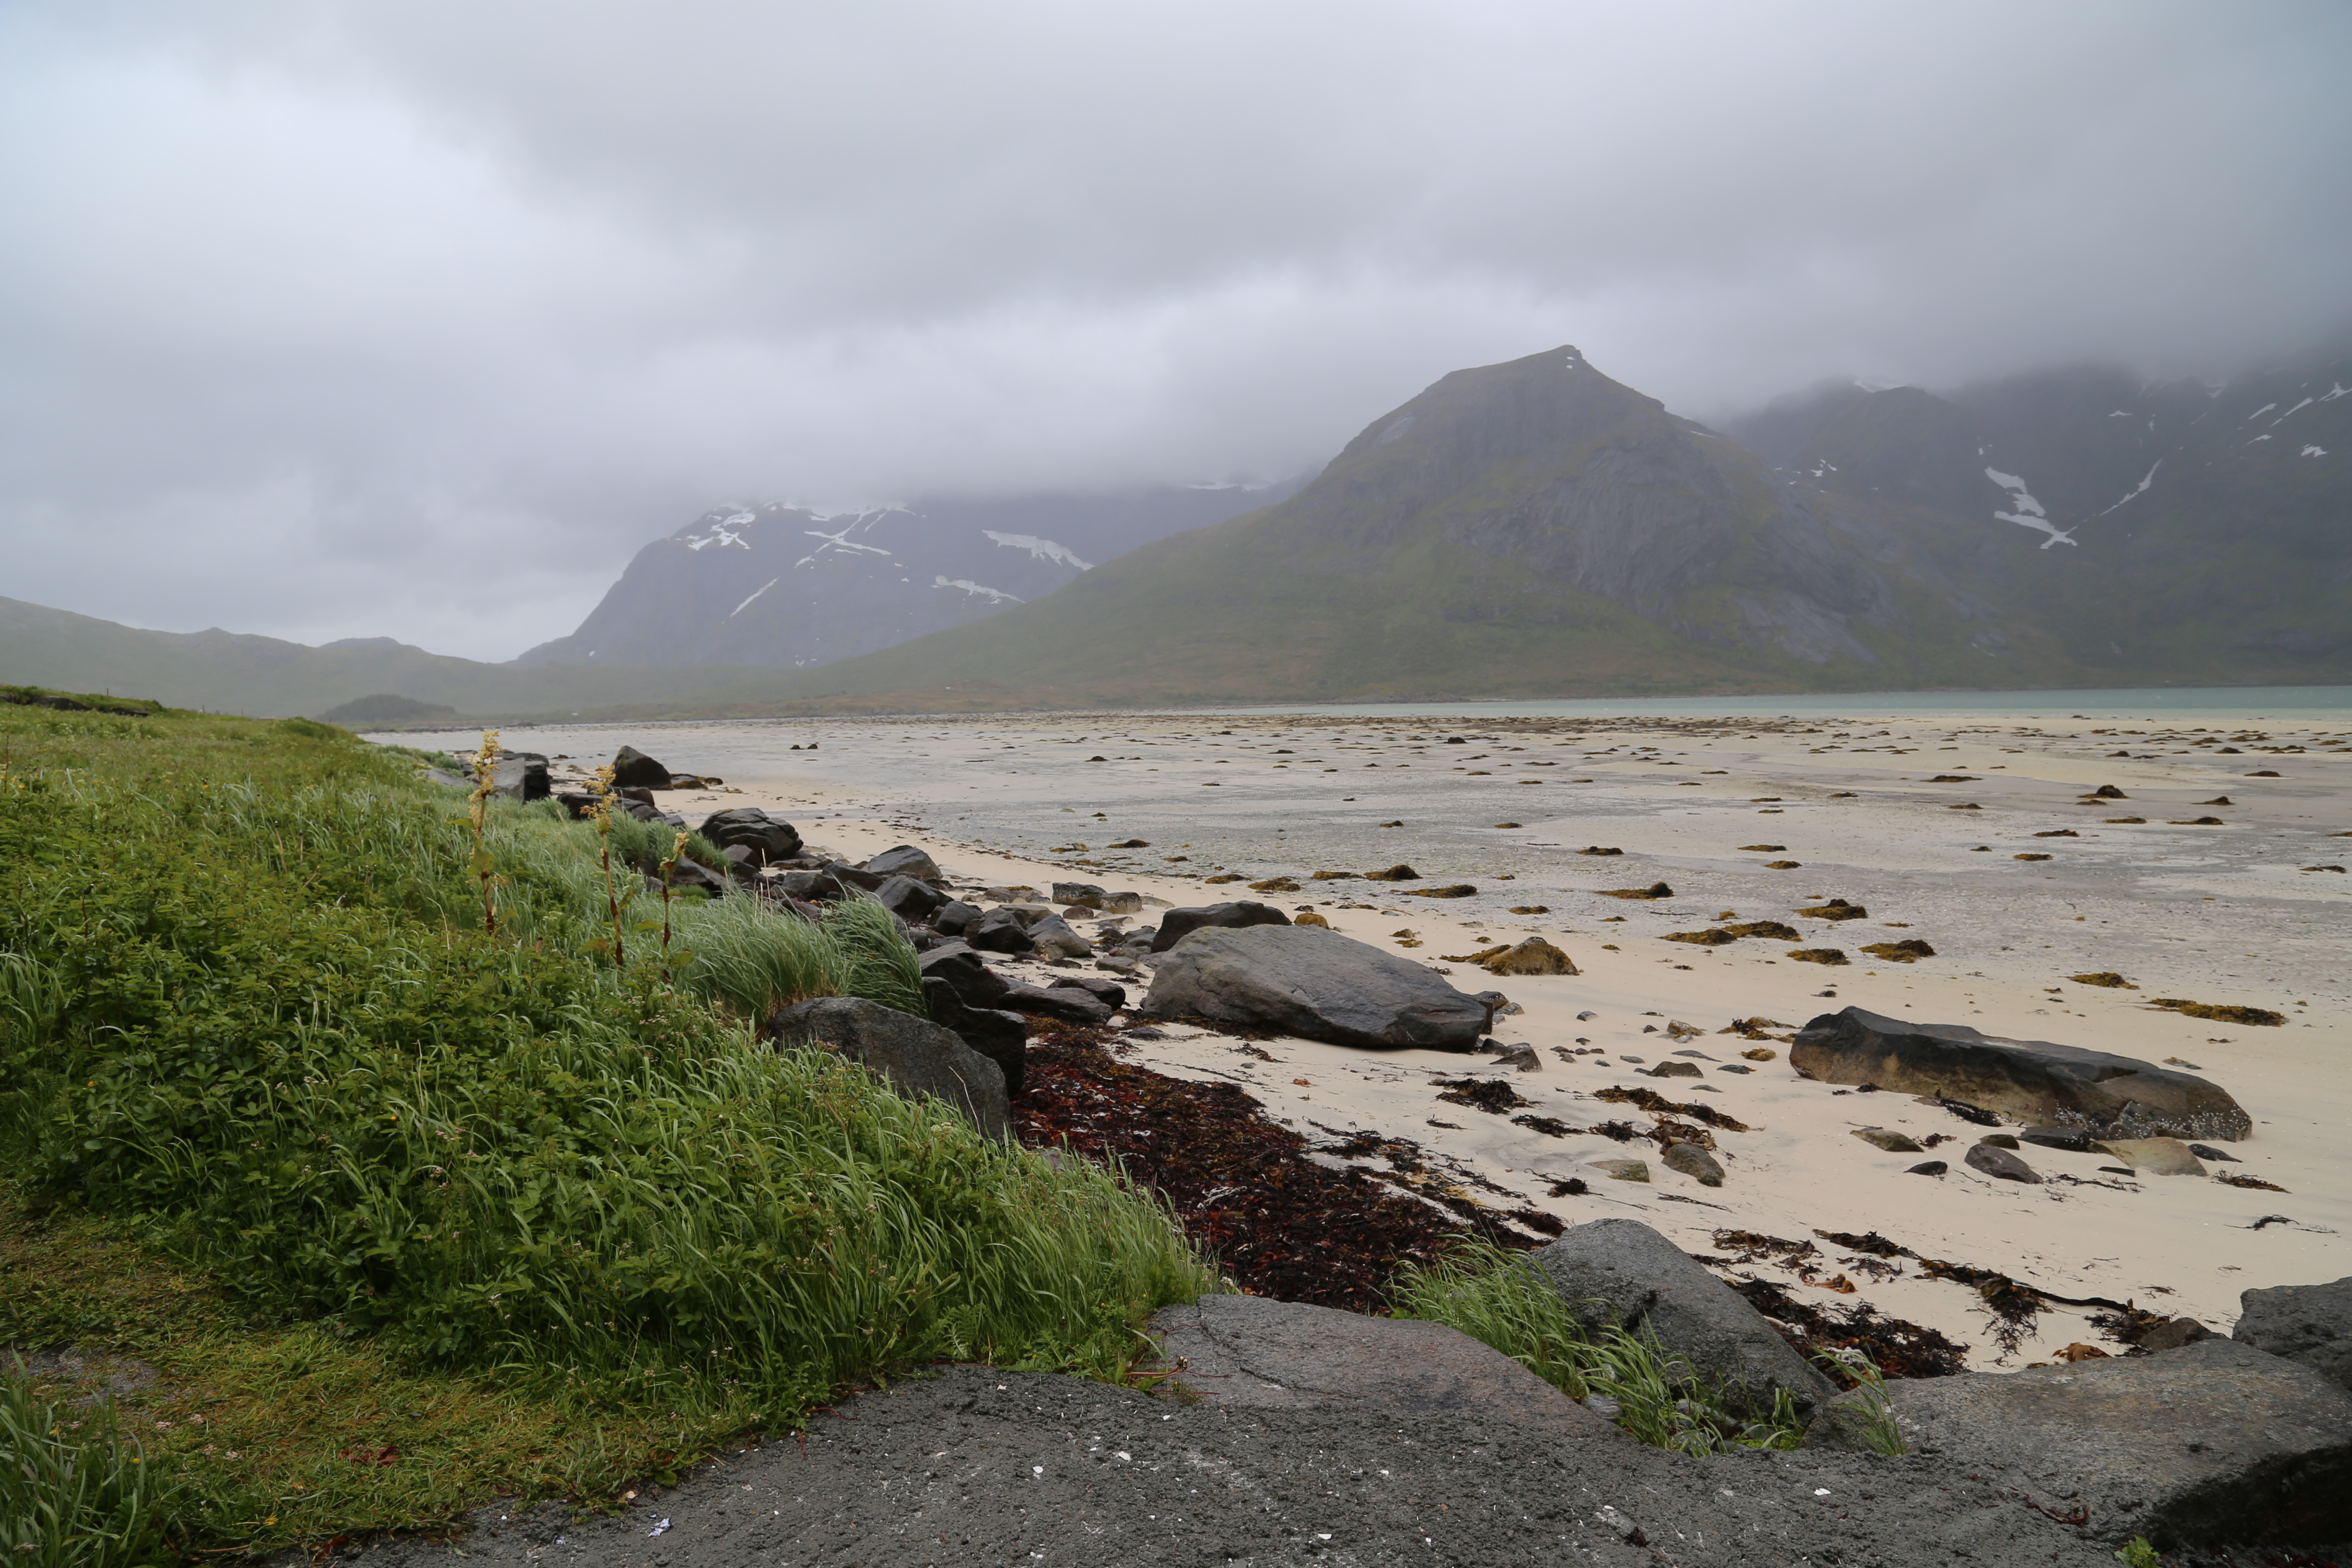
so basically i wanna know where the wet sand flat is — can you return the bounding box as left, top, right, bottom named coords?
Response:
left=396, top=703, right=2352, bottom=1366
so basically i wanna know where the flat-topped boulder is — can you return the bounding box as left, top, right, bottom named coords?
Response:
left=1804, top=1338, right=2352, bottom=1549
left=1148, top=1294, right=1617, bottom=1439
left=1140, top=924, right=1487, bottom=1049
left=1529, top=1219, right=1837, bottom=1416
left=1791, top=1006, right=2250, bottom=1141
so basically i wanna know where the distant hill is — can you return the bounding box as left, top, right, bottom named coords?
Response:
left=546, top=343, right=2350, bottom=716
left=0, top=597, right=766, bottom=721
left=516, top=484, right=1300, bottom=669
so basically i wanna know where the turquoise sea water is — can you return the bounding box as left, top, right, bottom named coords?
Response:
left=1209, top=685, right=2352, bottom=725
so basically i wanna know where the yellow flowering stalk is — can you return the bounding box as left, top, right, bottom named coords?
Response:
left=587, top=764, right=631, bottom=969
left=464, top=729, right=504, bottom=937
left=657, top=829, right=688, bottom=979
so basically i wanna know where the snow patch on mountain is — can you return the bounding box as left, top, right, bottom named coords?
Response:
left=934, top=576, right=1021, bottom=604
left=683, top=518, right=753, bottom=551
left=2306, top=445, right=2330, bottom=458
left=1986, top=467, right=2076, bottom=548
left=730, top=578, right=780, bottom=618
left=982, top=531, right=1094, bottom=571
left=2092, top=461, right=2161, bottom=518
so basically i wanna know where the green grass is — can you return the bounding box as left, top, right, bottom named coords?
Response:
left=1390, top=1239, right=1804, bottom=1456
left=1, top=1354, right=180, bottom=1568
left=0, top=705, right=1213, bottom=1553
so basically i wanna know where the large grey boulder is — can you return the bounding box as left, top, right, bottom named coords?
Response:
left=609, top=744, right=672, bottom=789
left=1148, top=900, right=1292, bottom=953
left=1148, top=1295, right=1617, bottom=1439
left=863, top=844, right=942, bottom=883
left=698, top=806, right=802, bottom=863
left=764, top=995, right=1008, bottom=1139
left=1530, top=1218, right=1837, bottom=1417
left=1792, top=1006, right=2250, bottom=1141
left=1140, top=925, right=1488, bottom=1049
left=1805, top=1339, right=2352, bottom=1549
left=2235, top=1276, right=2352, bottom=1396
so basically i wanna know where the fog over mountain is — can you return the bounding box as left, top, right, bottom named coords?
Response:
left=2, top=2, right=2346, bottom=661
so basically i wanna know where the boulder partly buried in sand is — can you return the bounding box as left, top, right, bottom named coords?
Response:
left=765, top=995, right=1009, bottom=1140
left=1481, top=936, right=1578, bottom=975
left=2093, top=1136, right=2207, bottom=1176
left=1530, top=1219, right=1838, bottom=1417
left=1148, top=1295, right=1616, bottom=1438
left=1791, top=1006, right=2250, bottom=1141
left=1804, top=1339, right=2352, bottom=1549
left=1141, top=925, right=1487, bottom=1049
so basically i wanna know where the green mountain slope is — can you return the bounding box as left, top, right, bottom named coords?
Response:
left=0, top=597, right=765, bottom=720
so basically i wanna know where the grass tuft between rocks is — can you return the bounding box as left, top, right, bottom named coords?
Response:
left=1390, top=1240, right=1804, bottom=1456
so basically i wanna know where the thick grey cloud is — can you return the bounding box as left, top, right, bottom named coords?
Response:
left=3, top=0, right=2346, bottom=658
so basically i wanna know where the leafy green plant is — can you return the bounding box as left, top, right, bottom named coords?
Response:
left=2116, top=1538, right=2163, bottom=1568
left=0, top=1360, right=181, bottom=1568
left=1389, top=1239, right=1803, bottom=1455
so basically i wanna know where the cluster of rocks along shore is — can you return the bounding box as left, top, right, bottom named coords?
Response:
left=428, top=742, right=2352, bottom=1561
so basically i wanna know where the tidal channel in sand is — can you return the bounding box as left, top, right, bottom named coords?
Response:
left=389, top=695, right=2350, bottom=1367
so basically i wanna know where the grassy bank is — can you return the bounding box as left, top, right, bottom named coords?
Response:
left=0, top=704, right=1210, bottom=1553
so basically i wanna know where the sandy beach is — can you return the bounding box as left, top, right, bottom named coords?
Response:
left=397, top=698, right=2351, bottom=1368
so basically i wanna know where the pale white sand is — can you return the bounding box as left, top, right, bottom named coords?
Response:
left=412, top=706, right=2352, bottom=1367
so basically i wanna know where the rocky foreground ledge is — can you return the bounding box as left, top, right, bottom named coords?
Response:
left=349, top=1335, right=2349, bottom=1568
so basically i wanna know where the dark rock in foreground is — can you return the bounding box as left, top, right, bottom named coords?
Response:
left=1805, top=1338, right=2352, bottom=1548
left=1141, top=925, right=1486, bottom=1049
left=764, top=995, right=1008, bottom=1139
left=864, top=844, right=942, bottom=882
left=2236, top=1276, right=2352, bottom=1397
left=918, top=977, right=1028, bottom=1097
left=965, top=907, right=1038, bottom=955
left=1530, top=1219, right=1838, bottom=1416
left=1791, top=1006, right=2251, bottom=1140
left=609, top=744, right=671, bottom=789
left=1148, top=900, right=1292, bottom=952
left=1150, top=1294, right=1616, bottom=1438
left=697, top=806, right=802, bottom=862
left=481, top=753, right=550, bottom=802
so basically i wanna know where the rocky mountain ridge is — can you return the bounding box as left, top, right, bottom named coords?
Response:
left=515, top=483, right=1299, bottom=669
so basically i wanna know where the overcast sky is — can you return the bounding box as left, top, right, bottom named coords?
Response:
left=4, top=1, right=2347, bottom=660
